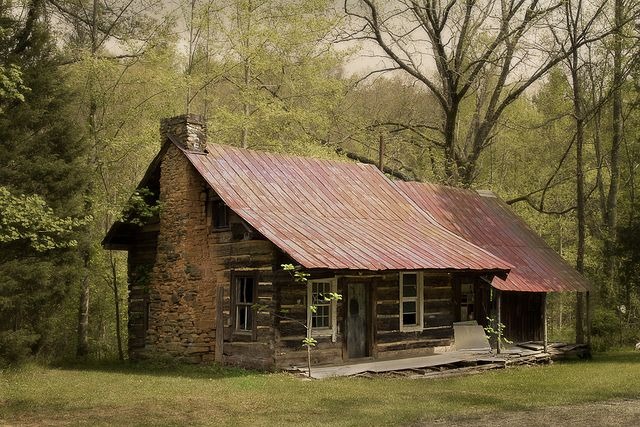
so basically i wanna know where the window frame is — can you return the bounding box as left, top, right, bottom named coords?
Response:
left=459, top=280, right=475, bottom=321
left=232, top=274, right=257, bottom=336
left=306, top=278, right=338, bottom=342
left=207, top=194, right=230, bottom=231
left=400, top=271, right=424, bottom=332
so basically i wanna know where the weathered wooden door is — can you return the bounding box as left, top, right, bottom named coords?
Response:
left=346, top=282, right=370, bottom=358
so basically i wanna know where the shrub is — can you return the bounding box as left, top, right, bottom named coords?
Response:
left=0, top=329, right=39, bottom=367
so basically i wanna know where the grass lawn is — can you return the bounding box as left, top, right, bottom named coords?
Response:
left=1, top=351, right=639, bottom=426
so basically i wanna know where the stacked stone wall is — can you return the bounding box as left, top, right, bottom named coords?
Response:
left=144, top=143, right=216, bottom=362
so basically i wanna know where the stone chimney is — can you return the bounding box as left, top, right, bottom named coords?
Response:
left=160, top=114, right=207, bottom=152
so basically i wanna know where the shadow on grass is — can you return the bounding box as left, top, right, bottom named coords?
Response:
left=52, top=358, right=256, bottom=380
left=40, top=350, right=640, bottom=383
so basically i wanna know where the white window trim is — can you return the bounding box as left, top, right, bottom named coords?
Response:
left=306, top=278, right=338, bottom=342
left=400, top=272, right=424, bottom=332
left=235, top=276, right=255, bottom=333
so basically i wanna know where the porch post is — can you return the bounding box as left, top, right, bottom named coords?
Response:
left=496, top=290, right=502, bottom=354
left=542, top=293, right=548, bottom=353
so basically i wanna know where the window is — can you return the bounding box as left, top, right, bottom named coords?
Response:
left=207, top=193, right=229, bottom=230
left=307, top=279, right=338, bottom=341
left=400, top=272, right=423, bottom=331
left=460, top=282, right=475, bottom=321
left=212, top=200, right=229, bottom=229
left=235, top=276, right=255, bottom=332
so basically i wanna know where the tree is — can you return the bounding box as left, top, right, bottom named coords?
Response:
left=344, top=0, right=612, bottom=186
left=0, top=187, right=84, bottom=252
left=50, top=0, right=173, bottom=357
left=0, top=0, right=90, bottom=363
left=561, top=0, right=590, bottom=344
left=599, top=0, right=640, bottom=300
left=184, top=0, right=347, bottom=154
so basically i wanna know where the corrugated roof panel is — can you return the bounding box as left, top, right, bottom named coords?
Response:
left=396, top=181, right=589, bottom=293
left=183, top=144, right=511, bottom=273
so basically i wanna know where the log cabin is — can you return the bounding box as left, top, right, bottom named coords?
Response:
left=103, top=114, right=590, bottom=369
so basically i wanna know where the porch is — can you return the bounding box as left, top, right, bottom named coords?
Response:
left=295, top=341, right=589, bottom=379
left=292, top=321, right=589, bottom=379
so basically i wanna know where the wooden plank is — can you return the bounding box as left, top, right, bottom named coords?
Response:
left=376, top=316, right=400, bottom=331
left=377, top=302, right=399, bottom=315
left=377, top=327, right=452, bottom=343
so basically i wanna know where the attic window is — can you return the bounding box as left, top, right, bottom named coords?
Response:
left=208, top=198, right=229, bottom=230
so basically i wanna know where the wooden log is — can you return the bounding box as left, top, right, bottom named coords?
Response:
left=407, top=362, right=506, bottom=380
left=376, top=302, right=399, bottom=315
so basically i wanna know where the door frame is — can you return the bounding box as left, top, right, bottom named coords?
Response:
left=341, top=277, right=376, bottom=360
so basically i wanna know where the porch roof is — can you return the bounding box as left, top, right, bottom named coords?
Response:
left=396, top=182, right=590, bottom=293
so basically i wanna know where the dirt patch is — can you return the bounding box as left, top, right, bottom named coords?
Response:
left=425, top=398, right=640, bottom=426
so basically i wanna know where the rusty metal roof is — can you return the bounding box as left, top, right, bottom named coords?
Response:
left=183, top=144, right=512, bottom=273
left=396, top=182, right=589, bottom=292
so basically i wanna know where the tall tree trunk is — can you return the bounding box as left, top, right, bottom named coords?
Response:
left=242, top=56, right=250, bottom=149
left=443, top=106, right=459, bottom=185
left=186, top=0, right=196, bottom=113
left=575, top=120, right=586, bottom=344
left=569, top=18, right=586, bottom=344
left=110, top=252, right=124, bottom=361
left=77, top=262, right=90, bottom=357
left=77, top=0, right=99, bottom=357
left=240, top=0, right=252, bottom=149
left=575, top=117, right=586, bottom=345
left=604, top=0, right=624, bottom=301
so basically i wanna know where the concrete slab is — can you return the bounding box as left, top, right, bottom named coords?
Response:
left=452, top=321, right=491, bottom=351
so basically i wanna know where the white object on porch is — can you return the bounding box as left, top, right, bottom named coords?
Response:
left=452, top=321, right=491, bottom=351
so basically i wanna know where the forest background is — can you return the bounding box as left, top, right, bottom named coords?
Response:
left=1, top=0, right=639, bottom=365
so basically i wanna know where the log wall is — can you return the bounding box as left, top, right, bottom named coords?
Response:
left=274, top=272, right=459, bottom=369
left=273, top=273, right=344, bottom=369
left=375, top=273, right=454, bottom=358
left=127, top=222, right=158, bottom=355
left=501, top=291, right=544, bottom=342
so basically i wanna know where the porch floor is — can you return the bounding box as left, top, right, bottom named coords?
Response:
left=304, top=350, right=495, bottom=379
left=296, top=342, right=589, bottom=379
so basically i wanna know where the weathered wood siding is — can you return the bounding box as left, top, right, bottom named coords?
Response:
left=501, top=291, right=544, bottom=342
left=219, top=265, right=277, bottom=370
left=274, top=272, right=459, bottom=369
left=273, top=273, right=344, bottom=369
left=376, top=273, right=454, bottom=358
left=127, top=221, right=158, bottom=355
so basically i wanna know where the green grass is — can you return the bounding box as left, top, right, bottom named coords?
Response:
left=1, top=352, right=640, bottom=426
